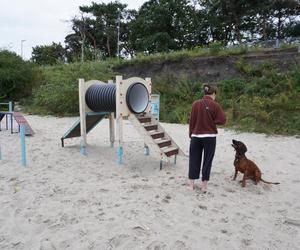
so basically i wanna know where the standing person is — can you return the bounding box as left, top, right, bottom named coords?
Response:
left=188, top=84, right=226, bottom=192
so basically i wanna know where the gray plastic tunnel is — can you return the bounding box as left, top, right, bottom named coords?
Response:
left=85, top=83, right=149, bottom=114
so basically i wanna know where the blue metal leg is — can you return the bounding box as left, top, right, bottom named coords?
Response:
left=80, top=140, right=87, bottom=155
left=117, top=146, right=123, bottom=165
left=20, top=125, right=26, bottom=167
left=144, top=145, right=149, bottom=155
left=10, top=114, right=13, bottom=134
left=8, top=102, right=13, bottom=112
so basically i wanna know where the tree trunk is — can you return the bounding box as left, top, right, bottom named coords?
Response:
left=234, top=15, right=242, bottom=43
left=107, top=36, right=111, bottom=57
left=87, top=33, right=97, bottom=60
left=235, top=23, right=242, bottom=43
left=261, top=14, right=267, bottom=40
left=277, top=13, right=283, bottom=39
left=81, top=32, right=86, bottom=63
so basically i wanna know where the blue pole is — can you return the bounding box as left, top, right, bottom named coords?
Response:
left=117, top=146, right=123, bottom=165
left=0, top=145, right=2, bottom=160
left=80, top=139, right=87, bottom=156
left=144, top=145, right=149, bottom=155
left=20, top=125, right=26, bottom=167
left=8, top=101, right=13, bottom=112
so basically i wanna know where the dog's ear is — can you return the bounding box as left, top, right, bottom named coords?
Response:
left=240, top=143, right=247, bottom=153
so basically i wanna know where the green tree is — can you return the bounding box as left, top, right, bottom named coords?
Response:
left=199, top=0, right=262, bottom=43
left=31, top=42, right=65, bottom=65
left=0, top=50, right=38, bottom=100
left=270, top=0, right=300, bottom=39
left=129, top=0, right=205, bottom=53
left=285, top=22, right=300, bottom=37
left=65, top=13, right=96, bottom=62
left=65, top=1, right=134, bottom=60
left=200, top=0, right=300, bottom=43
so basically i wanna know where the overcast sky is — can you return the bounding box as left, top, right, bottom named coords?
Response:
left=0, top=0, right=145, bottom=59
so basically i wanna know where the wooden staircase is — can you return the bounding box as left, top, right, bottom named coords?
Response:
left=129, top=113, right=184, bottom=169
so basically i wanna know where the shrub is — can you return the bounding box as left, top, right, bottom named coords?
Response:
left=29, top=61, right=114, bottom=115
left=209, top=41, right=223, bottom=55
left=152, top=75, right=203, bottom=123
left=0, top=50, right=39, bottom=101
left=217, top=63, right=300, bottom=135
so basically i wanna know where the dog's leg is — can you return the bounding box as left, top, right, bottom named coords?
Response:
left=241, top=171, right=248, bottom=187
left=254, top=170, right=260, bottom=185
left=233, top=168, right=238, bottom=180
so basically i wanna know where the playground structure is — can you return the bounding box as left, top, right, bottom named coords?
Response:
left=0, top=102, right=34, bottom=136
left=0, top=102, right=29, bottom=166
left=61, top=76, right=184, bottom=169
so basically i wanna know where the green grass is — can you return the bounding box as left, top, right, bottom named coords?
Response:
left=119, top=43, right=297, bottom=66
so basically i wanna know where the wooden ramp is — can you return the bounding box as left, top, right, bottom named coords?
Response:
left=13, top=112, right=34, bottom=136
left=61, top=112, right=108, bottom=147
left=129, top=113, right=185, bottom=169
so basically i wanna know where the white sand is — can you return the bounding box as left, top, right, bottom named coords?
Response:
left=0, top=115, right=299, bottom=250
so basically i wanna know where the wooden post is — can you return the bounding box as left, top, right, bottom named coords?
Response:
left=108, top=79, right=115, bottom=148
left=109, top=112, right=115, bottom=148
left=116, top=75, right=123, bottom=165
left=79, top=78, right=87, bottom=155
left=145, top=77, right=152, bottom=114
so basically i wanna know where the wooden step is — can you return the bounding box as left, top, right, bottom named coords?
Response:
left=138, top=117, right=151, bottom=123
left=144, top=124, right=158, bottom=131
left=163, top=146, right=179, bottom=157
left=150, top=131, right=164, bottom=139
left=155, top=138, right=172, bottom=148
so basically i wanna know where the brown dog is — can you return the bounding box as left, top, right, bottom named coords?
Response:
left=231, top=139, right=280, bottom=187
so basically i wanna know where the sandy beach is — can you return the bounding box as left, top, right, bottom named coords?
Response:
left=0, top=115, right=299, bottom=250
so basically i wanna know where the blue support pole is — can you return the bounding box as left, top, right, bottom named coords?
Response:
left=80, top=139, right=87, bottom=156
left=8, top=101, right=13, bottom=112
left=10, top=113, right=13, bottom=134
left=0, top=145, right=2, bottom=160
left=144, top=145, right=150, bottom=155
left=20, top=125, right=26, bottom=167
left=117, top=146, right=123, bottom=165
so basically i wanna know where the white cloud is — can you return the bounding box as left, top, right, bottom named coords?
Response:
left=0, top=0, right=145, bottom=59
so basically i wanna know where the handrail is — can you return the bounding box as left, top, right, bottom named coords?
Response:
left=0, top=101, right=13, bottom=112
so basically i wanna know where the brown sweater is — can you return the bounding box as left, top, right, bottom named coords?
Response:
left=189, top=96, right=226, bottom=138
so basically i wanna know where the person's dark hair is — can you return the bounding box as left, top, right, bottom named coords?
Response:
left=203, top=84, right=217, bottom=95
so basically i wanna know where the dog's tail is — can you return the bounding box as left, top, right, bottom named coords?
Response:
left=260, top=178, right=280, bottom=185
